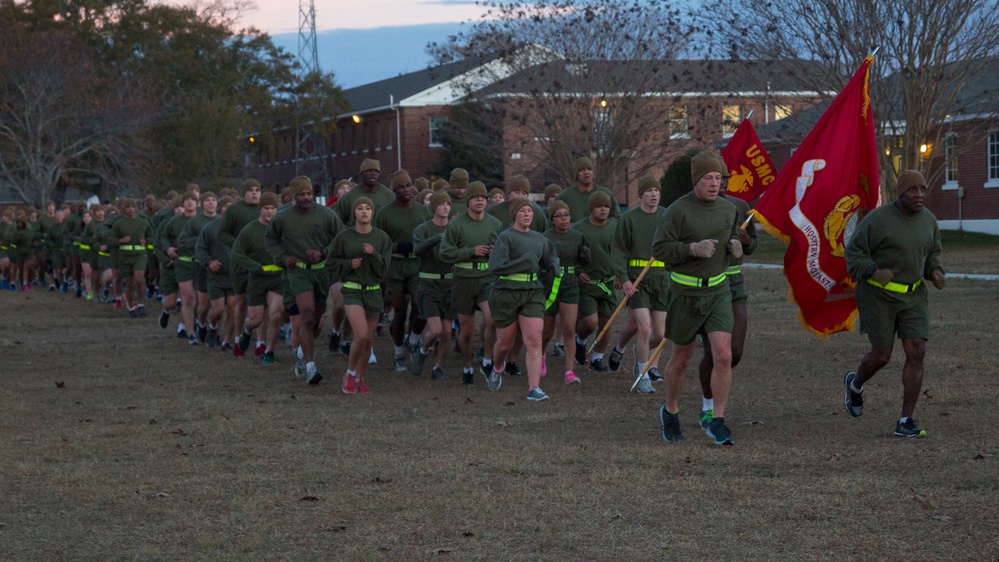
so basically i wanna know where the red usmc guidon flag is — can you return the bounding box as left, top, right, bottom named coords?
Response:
left=753, top=56, right=881, bottom=336
left=721, top=119, right=775, bottom=203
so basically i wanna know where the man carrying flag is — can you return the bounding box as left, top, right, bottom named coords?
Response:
left=752, top=55, right=882, bottom=336
left=720, top=118, right=777, bottom=204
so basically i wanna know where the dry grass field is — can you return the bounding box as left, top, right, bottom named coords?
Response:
left=2, top=233, right=998, bottom=560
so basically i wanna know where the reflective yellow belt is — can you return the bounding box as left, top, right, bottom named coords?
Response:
left=455, top=261, right=488, bottom=271
left=391, top=253, right=418, bottom=259
left=79, top=244, right=91, bottom=250
left=670, top=271, right=727, bottom=288
left=419, top=272, right=452, bottom=280
left=73, top=241, right=81, bottom=247
left=866, top=278, right=922, bottom=293
left=561, top=265, right=575, bottom=275
left=725, top=265, right=741, bottom=275
left=120, top=244, right=144, bottom=251
left=295, top=260, right=325, bottom=270
left=177, top=256, right=193, bottom=263
left=98, top=251, right=111, bottom=257
left=261, top=265, right=283, bottom=272
left=343, top=282, right=380, bottom=291
left=628, top=259, right=665, bottom=268
left=146, top=244, right=154, bottom=250
left=0, top=245, right=7, bottom=250
left=588, top=276, right=614, bottom=296
left=500, top=272, right=538, bottom=282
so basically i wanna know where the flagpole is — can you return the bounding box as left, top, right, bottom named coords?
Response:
left=745, top=109, right=754, bottom=120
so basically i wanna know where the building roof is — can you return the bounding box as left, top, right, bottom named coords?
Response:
left=754, top=56, right=999, bottom=143
left=474, top=59, right=833, bottom=98
left=339, top=57, right=482, bottom=115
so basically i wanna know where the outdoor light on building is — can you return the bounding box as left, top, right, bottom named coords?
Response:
left=249, top=137, right=255, bottom=143
left=352, top=114, right=361, bottom=124
left=600, top=100, right=608, bottom=108
left=920, top=143, right=928, bottom=153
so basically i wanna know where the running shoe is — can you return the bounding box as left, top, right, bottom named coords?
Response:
left=552, top=342, right=565, bottom=357
left=393, top=355, right=407, bottom=372
left=589, top=358, right=609, bottom=372
left=431, top=367, right=448, bottom=381
left=706, top=417, right=734, bottom=446
left=526, top=387, right=550, bottom=401
left=306, top=368, right=322, bottom=386
left=893, top=419, right=927, bottom=438
left=608, top=347, right=624, bottom=372
left=356, top=377, right=370, bottom=394
left=341, top=373, right=356, bottom=394
left=647, top=366, right=663, bottom=382
left=574, top=342, right=587, bottom=366
left=188, top=334, right=199, bottom=346
left=634, top=373, right=655, bottom=394
left=485, top=366, right=502, bottom=392
left=340, top=341, right=352, bottom=356
left=328, top=330, right=340, bottom=353
left=462, top=370, right=474, bottom=385
left=505, top=362, right=523, bottom=377
left=564, top=371, right=581, bottom=385
left=262, top=351, right=277, bottom=365
left=197, top=323, right=207, bottom=344
left=206, top=327, right=218, bottom=348
left=410, top=348, right=428, bottom=376
left=659, top=406, right=685, bottom=442
left=294, top=355, right=306, bottom=377
left=699, top=408, right=714, bottom=430
left=233, top=345, right=245, bottom=358
left=254, top=343, right=265, bottom=358
left=237, top=331, right=251, bottom=352
left=844, top=371, right=864, bottom=417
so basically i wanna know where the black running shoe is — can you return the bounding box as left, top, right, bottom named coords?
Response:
left=844, top=371, right=864, bottom=417
left=237, top=330, right=251, bottom=352
left=893, top=419, right=927, bottom=438
left=659, top=406, right=685, bottom=442
left=647, top=366, right=663, bottom=382
left=608, top=347, right=624, bottom=372
left=462, top=370, right=474, bottom=385
left=706, top=417, right=734, bottom=445
left=328, top=330, right=341, bottom=353
left=197, top=323, right=207, bottom=344
left=574, top=342, right=587, bottom=366
left=589, top=357, right=609, bottom=372
left=159, top=310, right=170, bottom=329
left=505, top=362, right=523, bottom=376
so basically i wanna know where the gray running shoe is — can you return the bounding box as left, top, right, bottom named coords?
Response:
left=608, top=347, right=624, bottom=372
left=188, top=334, right=199, bottom=346
left=659, top=406, right=685, bottom=442
left=294, top=356, right=306, bottom=378
left=393, top=355, right=407, bottom=372
left=410, top=348, right=428, bottom=376
left=526, top=387, right=550, bottom=401
left=431, top=366, right=448, bottom=381
left=552, top=342, right=565, bottom=357
left=893, top=419, right=927, bottom=438
left=487, top=370, right=502, bottom=392
left=844, top=371, right=864, bottom=417
left=706, top=417, right=734, bottom=445
left=634, top=373, right=655, bottom=394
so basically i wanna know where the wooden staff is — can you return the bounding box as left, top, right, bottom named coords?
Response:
left=740, top=210, right=756, bottom=230
left=587, top=257, right=656, bottom=354
left=630, top=336, right=670, bottom=392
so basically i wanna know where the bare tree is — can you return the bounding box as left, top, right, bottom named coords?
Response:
left=703, top=0, right=999, bottom=194
left=0, top=29, right=154, bottom=206
left=427, top=0, right=700, bottom=194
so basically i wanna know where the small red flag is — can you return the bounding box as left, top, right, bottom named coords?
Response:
left=721, top=119, right=776, bottom=203
left=754, top=56, right=881, bottom=336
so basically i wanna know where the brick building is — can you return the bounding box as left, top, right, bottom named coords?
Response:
left=247, top=50, right=829, bottom=204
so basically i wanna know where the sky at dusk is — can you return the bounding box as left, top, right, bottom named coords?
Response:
left=163, top=0, right=493, bottom=88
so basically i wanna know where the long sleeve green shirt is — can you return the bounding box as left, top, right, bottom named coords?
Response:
left=264, top=204, right=344, bottom=263
left=845, top=202, right=943, bottom=293
left=329, top=227, right=393, bottom=285
left=652, top=192, right=739, bottom=296
left=439, top=212, right=503, bottom=279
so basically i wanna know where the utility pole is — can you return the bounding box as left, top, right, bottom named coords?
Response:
left=295, top=0, right=328, bottom=190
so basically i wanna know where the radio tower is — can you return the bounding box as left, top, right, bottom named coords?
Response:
left=295, top=0, right=328, bottom=188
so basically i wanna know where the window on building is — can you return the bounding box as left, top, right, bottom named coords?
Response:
left=669, top=106, right=688, bottom=138
left=944, top=133, right=957, bottom=186
left=722, top=105, right=740, bottom=136
left=429, top=115, right=447, bottom=147
left=594, top=106, right=613, bottom=154
left=774, top=104, right=793, bottom=121
left=988, top=131, right=999, bottom=187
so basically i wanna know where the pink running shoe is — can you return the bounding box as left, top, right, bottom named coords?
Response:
left=342, top=373, right=357, bottom=394
left=356, top=377, right=370, bottom=394
left=254, top=343, right=265, bottom=357
left=564, top=371, right=581, bottom=385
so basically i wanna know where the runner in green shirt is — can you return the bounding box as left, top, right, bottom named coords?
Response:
left=195, top=196, right=236, bottom=349
left=111, top=198, right=154, bottom=318
left=557, top=157, right=621, bottom=223
left=409, top=191, right=455, bottom=379
left=179, top=191, right=218, bottom=344
left=374, top=169, right=432, bottom=371
left=652, top=151, right=741, bottom=445
left=232, top=192, right=285, bottom=365
left=541, top=200, right=590, bottom=385
left=330, top=196, right=393, bottom=394
left=572, top=192, right=619, bottom=372
left=217, top=179, right=262, bottom=357
left=265, top=175, right=345, bottom=385
left=334, top=159, right=395, bottom=225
